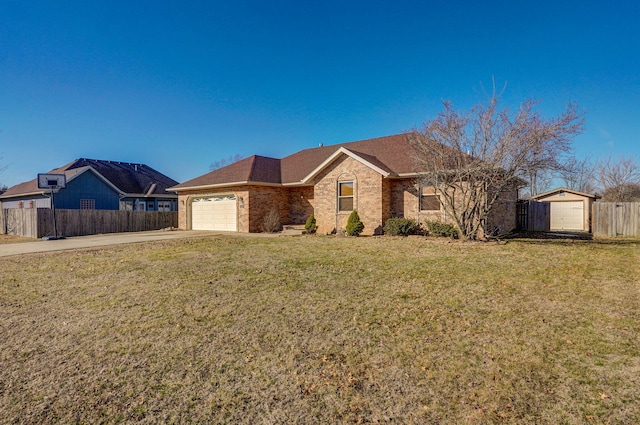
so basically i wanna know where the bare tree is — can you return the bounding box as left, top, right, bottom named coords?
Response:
left=0, top=154, right=8, bottom=192
left=520, top=169, right=554, bottom=199
left=558, top=155, right=597, bottom=193
left=597, top=155, right=640, bottom=201
left=410, top=93, right=584, bottom=240
left=601, top=183, right=640, bottom=202
left=209, top=154, right=244, bottom=171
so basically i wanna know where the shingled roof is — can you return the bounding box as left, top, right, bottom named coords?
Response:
left=1, top=158, right=179, bottom=198
left=171, top=133, right=423, bottom=191
left=170, top=155, right=283, bottom=190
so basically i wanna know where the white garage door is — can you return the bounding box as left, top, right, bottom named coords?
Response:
left=550, top=201, right=584, bottom=231
left=191, top=196, right=237, bottom=231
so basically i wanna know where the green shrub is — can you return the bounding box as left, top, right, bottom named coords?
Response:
left=345, top=210, right=364, bottom=236
left=425, top=220, right=458, bottom=238
left=383, top=218, right=420, bottom=236
left=304, top=214, right=317, bottom=234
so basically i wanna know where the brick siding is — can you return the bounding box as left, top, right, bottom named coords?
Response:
left=310, top=155, right=386, bottom=235
left=246, top=186, right=287, bottom=232
left=177, top=159, right=518, bottom=236
left=483, top=187, right=518, bottom=236
left=286, top=186, right=314, bottom=225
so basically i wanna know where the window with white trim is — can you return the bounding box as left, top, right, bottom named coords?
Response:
left=80, top=199, right=95, bottom=210
left=157, top=200, right=171, bottom=212
left=121, top=200, right=134, bottom=211
left=338, top=181, right=354, bottom=212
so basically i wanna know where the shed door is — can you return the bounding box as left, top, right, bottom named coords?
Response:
left=191, top=196, right=237, bottom=231
left=550, top=201, right=584, bottom=231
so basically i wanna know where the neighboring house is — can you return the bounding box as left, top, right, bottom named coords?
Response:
left=169, top=134, right=519, bottom=235
left=532, top=188, right=599, bottom=232
left=0, top=158, right=179, bottom=212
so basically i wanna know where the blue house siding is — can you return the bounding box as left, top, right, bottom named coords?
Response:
left=120, top=197, right=178, bottom=211
left=54, top=171, right=120, bottom=210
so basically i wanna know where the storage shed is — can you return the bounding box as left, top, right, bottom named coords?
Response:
left=532, top=188, right=599, bottom=232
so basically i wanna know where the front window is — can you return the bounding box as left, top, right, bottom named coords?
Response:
left=338, top=181, right=354, bottom=212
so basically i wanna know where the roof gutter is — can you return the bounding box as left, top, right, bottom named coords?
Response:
left=168, top=180, right=285, bottom=192
left=0, top=190, right=48, bottom=199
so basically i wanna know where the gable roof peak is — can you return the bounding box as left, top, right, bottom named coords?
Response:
left=171, top=133, right=424, bottom=191
left=532, top=187, right=599, bottom=199
left=300, top=146, right=393, bottom=183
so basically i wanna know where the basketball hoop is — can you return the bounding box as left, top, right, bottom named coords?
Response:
left=38, top=173, right=66, bottom=240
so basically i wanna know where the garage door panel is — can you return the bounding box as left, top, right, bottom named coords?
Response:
left=550, top=201, right=583, bottom=231
left=192, top=196, right=237, bottom=231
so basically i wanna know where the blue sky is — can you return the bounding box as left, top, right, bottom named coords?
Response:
left=1, top=0, right=638, bottom=187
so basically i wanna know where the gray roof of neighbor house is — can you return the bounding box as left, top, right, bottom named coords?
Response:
left=171, top=133, right=423, bottom=191
left=1, top=158, right=179, bottom=199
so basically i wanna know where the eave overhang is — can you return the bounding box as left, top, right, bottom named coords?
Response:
left=124, top=193, right=179, bottom=199
left=532, top=187, right=600, bottom=200
left=0, top=190, right=48, bottom=199
left=168, top=180, right=284, bottom=192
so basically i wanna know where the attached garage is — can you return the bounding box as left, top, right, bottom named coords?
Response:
left=191, top=195, right=237, bottom=231
left=533, top=188, right=599, bottom=233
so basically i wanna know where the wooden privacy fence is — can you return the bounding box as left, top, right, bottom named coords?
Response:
left=1, top=209, right=177, bottom=238
left=516, top=200, right=550, bottom=232
left=1, top=208, right=40, bottom=238
left=592, top=202, right=640, bottom=237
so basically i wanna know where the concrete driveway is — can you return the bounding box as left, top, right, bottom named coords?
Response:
left=0, top=230, right=222, bottom=257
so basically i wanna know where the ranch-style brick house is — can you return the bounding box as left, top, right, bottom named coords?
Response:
left=169, top=134, right=518, bottom=235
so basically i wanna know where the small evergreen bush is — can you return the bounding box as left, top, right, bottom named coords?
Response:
left=345, top=210, right=364, bottom=236
left=425, top=220, right=458, bottom=238
left=304, top=214, right=317, bottom=234
left=383, top=218, right=420, bottom=236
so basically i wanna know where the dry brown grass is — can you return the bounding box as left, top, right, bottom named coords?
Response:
left=0, top=235, right=34, bottom=244
left=1, top=235, right=639, bottom=424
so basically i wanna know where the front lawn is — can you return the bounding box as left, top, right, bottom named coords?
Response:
left=1, top=235, right=638, bottom=423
